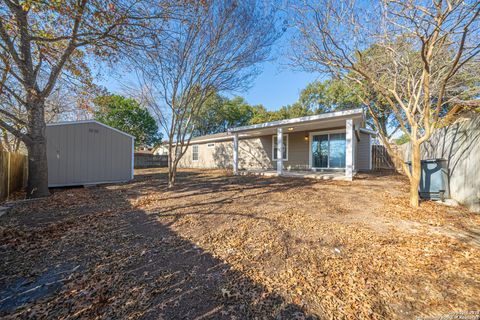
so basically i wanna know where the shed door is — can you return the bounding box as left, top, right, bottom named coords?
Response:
left=47, top=128, right=61, bottom=185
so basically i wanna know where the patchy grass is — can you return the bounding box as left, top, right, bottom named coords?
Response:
left=1, top=168, right=479, bottom=319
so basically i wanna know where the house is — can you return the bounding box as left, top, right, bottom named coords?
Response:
left=178, top=108, right=375, bottom=180
left=153, top=142, right=170, bottom=156
left=46, top=120, right=134, bottom=187
left=137, top=147, right=154, bottom=154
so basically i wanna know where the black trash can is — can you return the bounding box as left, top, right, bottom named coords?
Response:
left=406, top=159, right=449, bottom=201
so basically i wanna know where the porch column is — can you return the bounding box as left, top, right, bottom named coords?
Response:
left=233, top=133, right=239, bottom=175
left=276, top=127, right=283, bottom=175
left=345, top=118, right=354, bottom=180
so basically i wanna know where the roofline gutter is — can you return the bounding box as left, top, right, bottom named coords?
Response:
left=359, top=128, right=376, bottom=136
left=228, top=108, right=364, bottom=133
left=188, top=135, right=233, bottom=144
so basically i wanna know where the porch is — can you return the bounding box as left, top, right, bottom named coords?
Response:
left=228, top=108, right=372, bottom=181
left=238, top=169, right=348, bottom=181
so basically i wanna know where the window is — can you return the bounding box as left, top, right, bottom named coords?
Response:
left=272, top=134, right=288, bottom=160
left=310, top=131, right=346, bottom=168
left=192, top=145, right=199, bottom=161
left=207, top=143, right=215, bottom=148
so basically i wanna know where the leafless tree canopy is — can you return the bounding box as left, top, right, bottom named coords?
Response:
left=136, top=0, right=280, bottom=187
left=290, top=0, right=480, bottom=207
left=0, top=0, right=170, bottom=197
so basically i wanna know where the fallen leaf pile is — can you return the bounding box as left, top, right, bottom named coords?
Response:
left=1, top=168, right=479, bottom=319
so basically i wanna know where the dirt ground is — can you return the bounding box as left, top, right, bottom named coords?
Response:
left=1, top=168, right=479, bottom=319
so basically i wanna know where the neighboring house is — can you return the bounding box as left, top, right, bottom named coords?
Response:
left=46, top=120, right=134, bottom=187
left=178, top=108, right=375, bottom=180
left=137, top=147, right=154, bottom=154
left=153, top=142, right=169, bottom=156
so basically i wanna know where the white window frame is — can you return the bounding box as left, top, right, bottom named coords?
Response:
left=272, top=134, right=288, bottom=161
left=308, top=129, right=346, bottom=169
left=192, top=145, right=199, bottom=161
left=207, top=143, right=215, bottom=148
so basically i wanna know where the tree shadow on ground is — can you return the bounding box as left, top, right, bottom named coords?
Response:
left=0, top=176, right=318, bottom=319
left=125, top=169, right=322, bottom=233
left=130, top=168, right=318, bottom=202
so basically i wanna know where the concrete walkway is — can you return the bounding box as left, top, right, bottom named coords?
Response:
left=239, top=169, right=348, bottom=180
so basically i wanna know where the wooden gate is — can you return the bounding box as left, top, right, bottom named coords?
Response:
left=1, top=151, right=28, bottom=201
left=372, top=145, right=395, bottom=170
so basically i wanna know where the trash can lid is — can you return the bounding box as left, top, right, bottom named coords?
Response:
left=421, top=158, right=447, bottom=163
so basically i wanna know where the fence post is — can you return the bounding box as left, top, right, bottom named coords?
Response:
left=7, top=152, right=10, bottom=199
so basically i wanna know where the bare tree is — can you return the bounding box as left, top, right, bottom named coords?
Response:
left=137, top=0, right=280, bottom=188
left=290, top=0, right=480, bottom=207
left=0, top=0, right=168, bottom=198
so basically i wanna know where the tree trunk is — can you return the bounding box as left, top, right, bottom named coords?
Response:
left=26, top=139, right=50, bottom=198
left=409, top=142, right=421, bottom=208
left=25, top=102, right=50, bottom=198
left=167, top=145, right=177, bottom=188
left=168, top=163, right=177, bottom=188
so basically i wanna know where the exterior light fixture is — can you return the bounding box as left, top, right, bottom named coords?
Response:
left=304, top=134, right=309, bottom=141
left=287, top=127, right=294, bottom=131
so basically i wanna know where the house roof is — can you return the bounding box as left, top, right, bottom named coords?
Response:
left=228, top=108, right=365, bottom=133
left=189, top=132, right=231, bottom=143
left=186, top=108, right=371, bottom=144
left=47, top=120, right=135, bottom=139
left=135, top=150, right=153, bottom=154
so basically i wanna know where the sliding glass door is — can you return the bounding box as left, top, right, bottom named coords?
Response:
left=312, top=135, right=328, bottom=168
left=329, top=133, right=346, bottom=168
left=310, top=132, right=346, bottom=169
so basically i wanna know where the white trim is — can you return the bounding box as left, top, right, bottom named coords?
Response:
left=272, top=133, right=288, bottom=161
left=308, top=129, right=347, bottom=170
left=233, top=133, right=239, bottom=175
left=229, top=108, right=364, bottom=133
left=131, top=138, right=135, bottom=180
left=192, top=144, right=199, bottom=162
left=369, top=136, right=373, bottom=170
left=47, top=120, right=136, bottom=139
left=353, top=127, right=357, bottom=171
left=345, top=119, right=354, bottom=179
left=276, top=128, right=283, bottom=175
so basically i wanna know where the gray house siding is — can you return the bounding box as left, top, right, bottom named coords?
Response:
left=356, top=132, right=371, bottom=171
left=46, top=121, right=133, bottom=187
left=179, top=128, right=372, bottom=171
left=178, top=138, right=271, bottom=170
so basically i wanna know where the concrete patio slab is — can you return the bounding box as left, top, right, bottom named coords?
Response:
left=238, top=170, right=349, bottom=181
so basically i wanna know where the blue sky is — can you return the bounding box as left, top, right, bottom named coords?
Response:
left=100, top=59, right=321, bottom=112
left=99, top=13, right=323, bottom=112
left=227, top=61, right=320, bottom=110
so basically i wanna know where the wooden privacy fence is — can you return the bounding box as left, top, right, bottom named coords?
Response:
left=134, top=153, right=168, bottom=169
left=1, top=151, right=28, bottom=201
left=372, top=145, right=396, bottom=170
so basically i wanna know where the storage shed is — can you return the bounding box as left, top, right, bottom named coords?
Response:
left=46, top=120, right=134, bottom=187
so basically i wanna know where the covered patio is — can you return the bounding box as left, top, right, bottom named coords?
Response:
left=228, top=108, right=372, bottom=180
left=238, top=169, right=348, bottom=180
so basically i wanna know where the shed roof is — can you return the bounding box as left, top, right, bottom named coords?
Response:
left=47, top=120, right=135, bottom=139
